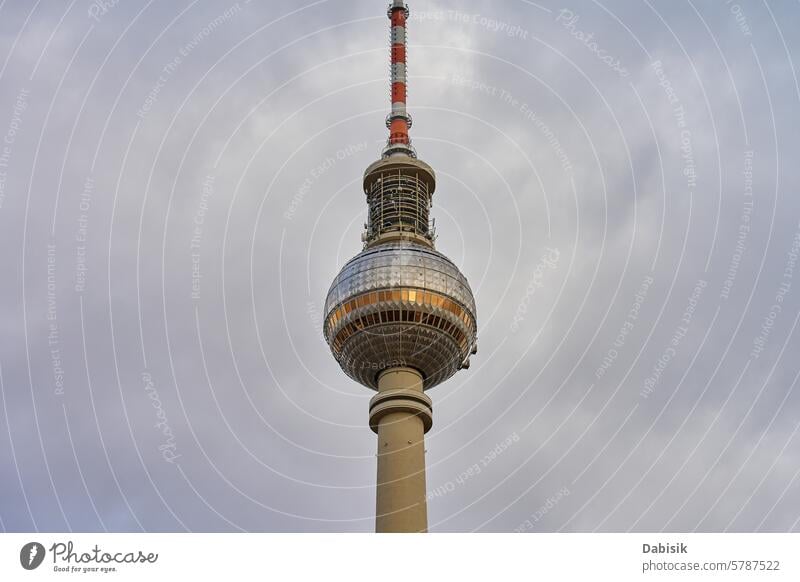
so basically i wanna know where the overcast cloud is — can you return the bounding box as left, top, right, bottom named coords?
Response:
left=0, top=0, right=798, bottom=532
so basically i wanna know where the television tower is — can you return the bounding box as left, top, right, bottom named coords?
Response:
left=323, top=0, right=478, bottom=533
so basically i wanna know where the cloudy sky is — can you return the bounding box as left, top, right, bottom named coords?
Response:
left=0, top=0, right=798, bottom=533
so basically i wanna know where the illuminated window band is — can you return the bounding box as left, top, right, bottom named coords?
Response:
left=326, top=287, right=476, bottom=356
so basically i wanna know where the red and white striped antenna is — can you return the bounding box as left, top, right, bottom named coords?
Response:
left=384, top=0, right=415, bottom=157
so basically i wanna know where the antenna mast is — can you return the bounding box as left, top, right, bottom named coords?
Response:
left=384, top=0, right=415, bottom=157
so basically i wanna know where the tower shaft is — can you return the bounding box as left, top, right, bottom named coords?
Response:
left=370, top=368, right=432, bottom=533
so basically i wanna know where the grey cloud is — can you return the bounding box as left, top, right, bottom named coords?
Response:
left=0, top=0, right=798, bottom=532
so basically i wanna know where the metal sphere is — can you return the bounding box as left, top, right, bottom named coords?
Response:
left=323, top=240, right=477, bottom=390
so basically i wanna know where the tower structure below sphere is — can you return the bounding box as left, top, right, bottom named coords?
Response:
left=323, top=0, right=478, bottom=533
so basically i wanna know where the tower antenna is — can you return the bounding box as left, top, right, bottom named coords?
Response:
left=384, top=0, right=415, bottom=157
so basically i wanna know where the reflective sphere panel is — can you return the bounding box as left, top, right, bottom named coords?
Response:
left=324, top=241, right=477, bottom=390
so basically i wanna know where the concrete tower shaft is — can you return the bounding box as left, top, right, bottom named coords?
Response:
left=370, top=368, right=431, bottom=532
